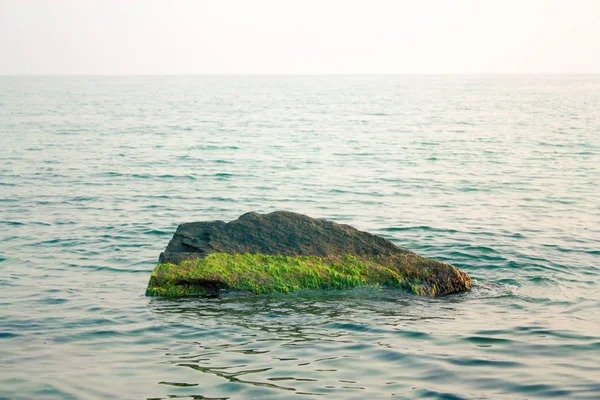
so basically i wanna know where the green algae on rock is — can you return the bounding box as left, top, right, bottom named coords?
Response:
left=147, top=211, right=471, bottom=297
left=146, top=253, right=471, bottom=297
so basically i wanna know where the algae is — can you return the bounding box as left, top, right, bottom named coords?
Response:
left=146, top=253, right=471, bottom=297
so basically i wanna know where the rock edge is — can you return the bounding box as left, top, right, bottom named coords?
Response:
left=150, top=211, right=471, bottom=296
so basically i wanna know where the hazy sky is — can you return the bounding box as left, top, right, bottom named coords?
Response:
left=1, top=0, right=599, bottom=75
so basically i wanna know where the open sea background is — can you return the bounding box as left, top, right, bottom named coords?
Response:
left=0, top=75, right=599, bottom=399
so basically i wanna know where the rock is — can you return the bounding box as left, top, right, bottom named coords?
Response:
left=148, top=211, right=471, bottom=297
left=159, top=211, right=409, bottom=264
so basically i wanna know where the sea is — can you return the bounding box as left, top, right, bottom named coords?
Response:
left=0, top=75, right=599, bottom=399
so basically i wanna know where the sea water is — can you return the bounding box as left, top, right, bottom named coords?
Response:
left=1, top=76, right=599, bottom=399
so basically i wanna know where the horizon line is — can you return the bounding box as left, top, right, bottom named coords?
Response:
left=1, top=72, right=600, bottom=77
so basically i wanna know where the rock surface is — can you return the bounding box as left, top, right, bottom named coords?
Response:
left=160, top=211, right=408, bottom=264
left=153, top=211, right=471, bottom=296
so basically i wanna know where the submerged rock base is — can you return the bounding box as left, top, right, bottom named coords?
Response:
left=147, top=253, right=471, bottom=297
left=147, top=211, right=471, bottom=297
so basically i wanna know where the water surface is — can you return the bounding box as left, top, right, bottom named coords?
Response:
left=1, top=76, right=599, bottom=399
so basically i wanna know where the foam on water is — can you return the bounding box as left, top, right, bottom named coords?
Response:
left=1, top=75, right=599, bottom=399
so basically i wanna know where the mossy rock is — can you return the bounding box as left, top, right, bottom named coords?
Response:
left=148, top=211, right=471, bottom=297
left=147, top=253, right=471, bottom=297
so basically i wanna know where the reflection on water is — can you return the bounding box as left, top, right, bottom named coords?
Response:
left=149, top=289, right=455, bottom=398
left=141, top=284, right=598, bottom=399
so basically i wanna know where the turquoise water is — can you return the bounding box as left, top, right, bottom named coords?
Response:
left=1, top=76, right=599, bottom=399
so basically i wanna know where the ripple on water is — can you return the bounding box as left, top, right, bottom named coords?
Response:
left=1, top=75, right=599, bottom=399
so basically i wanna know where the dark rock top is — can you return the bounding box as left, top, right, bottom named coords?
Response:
left=159, top=211, right=412, bottom=265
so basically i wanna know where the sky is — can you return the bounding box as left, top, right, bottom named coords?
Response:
left=0, top=0, right=599, bottom=75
